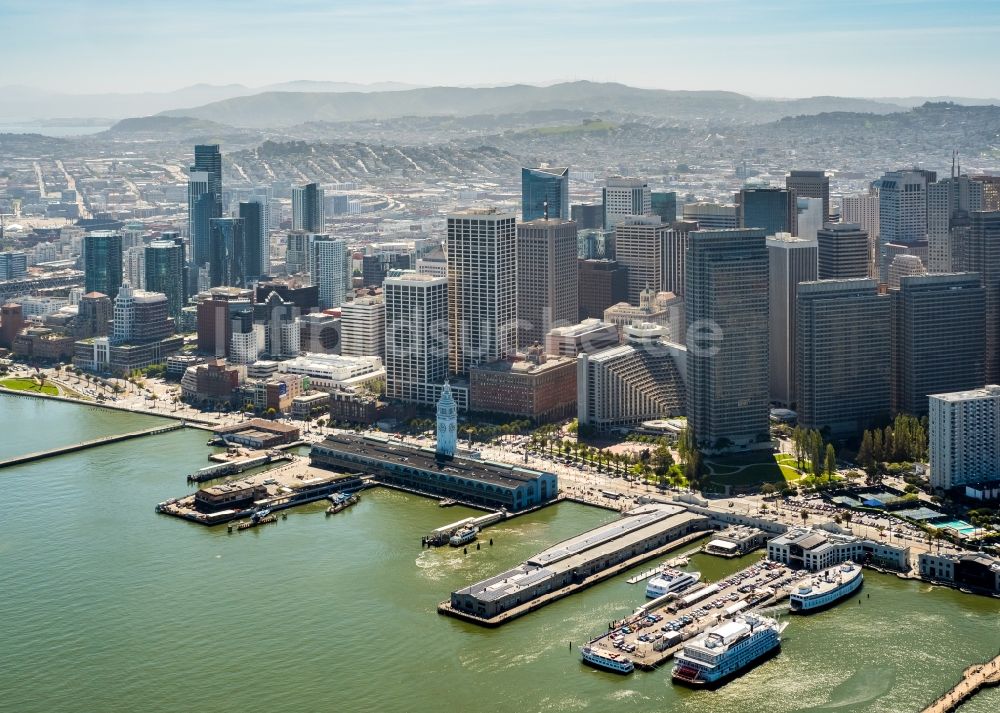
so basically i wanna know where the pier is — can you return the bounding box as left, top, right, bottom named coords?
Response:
left=580, top=558, right=799, bottom=671
left=0, top=423, right=185, bottom=469
left=922, top=652, right=1000, bottom=713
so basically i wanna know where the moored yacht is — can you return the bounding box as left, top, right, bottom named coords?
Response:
left=645, top=569, right=702, bottom=599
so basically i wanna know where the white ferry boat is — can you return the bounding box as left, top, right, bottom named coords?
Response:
left=580, top=645, right=635, bottom=674
left=671, top=613, right=786, bottom=688
left=789, top=561, right=863, bottom=613
left=449, top=526, right=478, bottom=547
left=645, top=569, right=702, bottom=599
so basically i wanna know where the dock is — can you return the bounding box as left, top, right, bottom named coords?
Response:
left=580, top=559, right=800, bottom=671
left=424, top=511, right=506, bottom=546
left=188, top=451, right=293, bottom=482
left=625, top=547, right=700, bottom=584
left=0, top=423, right=185, bottom=469
left=922, top=652, right=1000, bottom=713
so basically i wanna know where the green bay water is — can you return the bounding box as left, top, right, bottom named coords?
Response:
left=2, top=395, right=999, bottom=712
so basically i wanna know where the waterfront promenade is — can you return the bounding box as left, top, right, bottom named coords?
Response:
left=0, top=422, right=184, bottom=469
left=922, top=652, right=1000, bottom=713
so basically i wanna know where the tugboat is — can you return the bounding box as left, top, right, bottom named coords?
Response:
left=449, top=525, right=478, bottom=547
left=326, top=492, right=360, bottom=515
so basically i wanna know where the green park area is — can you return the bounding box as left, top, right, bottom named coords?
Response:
left=0, top=377, right=59, bottom=395
left=702, top=451, right=807, bottom=489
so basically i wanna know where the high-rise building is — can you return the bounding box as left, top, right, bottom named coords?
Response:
left=929, top=385, right=1000, bottom=490
left=188, top=144, right=222, bottom=268
left=964, top=211, right=1000, bottom=381
left=973, top=175, right=1000, bottom=211
left=516, top=218, right=578, bottom=349
left=577, top=324, right=687, bottom=432
left=144, top=239, right=186, bottom=322
left=767, top=233, right=817, bottom=407
left=311, top=235, right=350, bottom=309
left=239, top=200, right=268, bottom=280
left=570, top=203, right=603, bottom=230
left=795, top=197, right=824, bottom=240
left=0, top=251, right=27, bottom=281
left=796, top=279, right=890, bottom=437
left=292, top=182, right=325, bottom=232
left=298, top=312, right=341, bottom=354
left=887, top=254, right=927, bottom=291
left=253, top=291, right=300, bottom=359
left=602, top=177, right=651, bottom=230
left=817, top=223, right=870, bottom=279
left=891, top=273, right=986, bottom=416
left=737, top=187, right=796, bottom=237
left=786, top=170, right=830, bottom=223
left=927, top=174, right=983, bottom=273
left=521, top=167, right=569, bottom=221
left=341, top=294, right=386, bottom=359
left=614, top=216, right=668, bottom=305
left=123, top=246, right=145, bottom=290
left=578, top=258, right=628, bottom=320
left=682, top=203, right=738, bottom=229
left=208, top=217, right=247, bottom=288
left=195, top=286, right=253, bottom=357
left=75, top=292, right=112, bottom=339
left=285, top=231, right=311, bottom=276
left=651, top=192, right=678, bottom=223
left=111, top=283, right=174, bottom=345
left=0, top=302, right=25, bottom=348
left=83, top=231, right=123, bottom=299
left=446, top=209, right=517, bottom=376
left=686, top=229, right=770, bottom=451
left=875, top=169, right=935, bottom=282
left=661, top=225, right=693, bottom=298
left=384, top=271, right=449, bottom=405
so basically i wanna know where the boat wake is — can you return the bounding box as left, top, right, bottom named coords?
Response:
left=806, top=667, right=895, bottom=711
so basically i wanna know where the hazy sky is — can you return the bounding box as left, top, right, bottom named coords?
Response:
left=4, top=0, right=1000, bottom=97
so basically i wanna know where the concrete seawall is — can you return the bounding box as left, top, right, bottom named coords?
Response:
left=0, top=386, right=218, bottom=428
left=0, top=423, right=185, bottom=469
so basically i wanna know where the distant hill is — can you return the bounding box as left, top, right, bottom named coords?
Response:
left=157, top=81, right=905, bottom=128
left=0, top=81, right=423, bottom=122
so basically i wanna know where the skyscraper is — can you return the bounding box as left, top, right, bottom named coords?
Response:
left=521, top=167, right=569, bottom=222
left=686, top=229, right=770, bottom=451
left=570, top=203, right=603, bottom=230
left=662, top=225, right=693, bottom=298
left=602, top=177, right=651, bottom=230
left=188, top=144, right=222, bottom=268
left=737, top=187, right=796, bottom=237
left=385, top=270, right=449, bottom=405
left=208, top=217, right=247, bottom=288
left=786, top=170, right=830, bottom=222
left=311, top=235, right=350, bottom=309
left=891, top=273, right=985, bottom=416
left=83, top=231, right=123, bottom=299
left=516, top=218, right=578, bottom=349
left=123, top=246, right=145, bottom=289
left=651, top=191, right=678, bottom=223
left=886, top=254, right=927, bottom=291
left=614, top=216, right=668, bottom=305
left=0, top=251, right=27, bottom=281
left=144, top=239, right=186, bottom=322
left=817, top=223, right=870, bottom=279
left=577, top=258, right=628, bottom=320
left=964, top=211, right=1000, bottom=381
left=682, top=203, right=738, bottom=229
left=796, top=279, right=890, bottom=437
left=767, top=233, right=817, bottom=407
left=285, top=231, right=311, bottom=275
left=875, top=169, right=935, bottom=282
left=929, top=385, right=1000, bottom=490
left=239, top=200, right=268, bottom=280
left=446, top=209, right=517, bottom=376
left=341, top=294, right=386, bottom=359
left=292, top=182, right=325, bottom=232
left=927, top=174, right=983, bottom=273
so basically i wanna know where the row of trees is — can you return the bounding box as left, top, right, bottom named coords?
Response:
left=790, top=427, right=837, bottom=480
left=856, top=413, right=928, bottom=477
